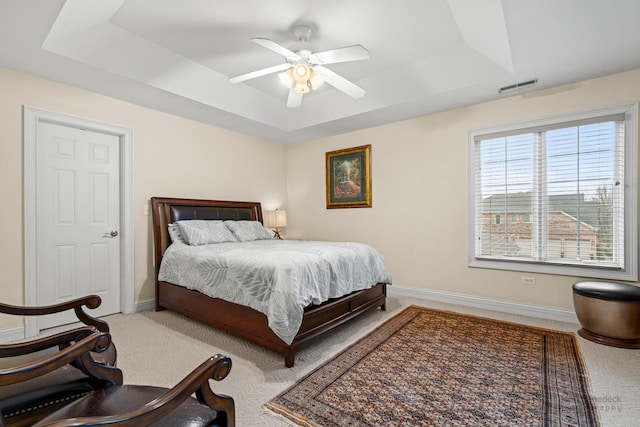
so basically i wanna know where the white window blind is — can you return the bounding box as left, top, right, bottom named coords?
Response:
left=468, top=105, right=637, bottom=280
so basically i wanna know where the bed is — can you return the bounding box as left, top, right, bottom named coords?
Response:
left=151, top=197, right=390, bottom=367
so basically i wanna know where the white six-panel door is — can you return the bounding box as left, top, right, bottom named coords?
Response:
left=35, top=121, right=121, bottom=330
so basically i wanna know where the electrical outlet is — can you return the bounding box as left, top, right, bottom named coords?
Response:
left=521, top=276, right=536, bottom=285
left=143, top=204, right=149, bottom=216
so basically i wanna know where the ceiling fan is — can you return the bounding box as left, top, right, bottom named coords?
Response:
left=229, top=25, right=370, bottom=108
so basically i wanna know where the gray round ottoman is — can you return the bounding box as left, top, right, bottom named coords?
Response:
left=572, top=281, right=640, bottom=348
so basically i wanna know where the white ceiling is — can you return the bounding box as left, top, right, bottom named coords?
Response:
left=2, top=0, right=640, bottom=143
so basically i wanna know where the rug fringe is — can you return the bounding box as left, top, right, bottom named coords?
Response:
left=264, top=403, right=317, bottom=427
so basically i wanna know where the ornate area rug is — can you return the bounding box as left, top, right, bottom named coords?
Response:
left=265, top=305, right=599, bottom=426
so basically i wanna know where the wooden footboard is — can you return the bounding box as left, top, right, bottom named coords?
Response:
left=157, top=281, right=386, bottom=367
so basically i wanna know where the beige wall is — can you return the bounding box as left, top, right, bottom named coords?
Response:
left=2, top=64, right=639, bottom=330
left=286, top=69, right=640, bottom=310
left=0, top=66, right=286, bottom=328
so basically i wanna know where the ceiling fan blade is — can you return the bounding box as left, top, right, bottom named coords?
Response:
left=229, top=63, right=291, bottom=83
left=287, top=88, right=303, bottom=108
left=313, top=65, right=366, bottom=99
left=310, top=45, right=369, bottom=64
left=251, top=38, right=299, bottom=59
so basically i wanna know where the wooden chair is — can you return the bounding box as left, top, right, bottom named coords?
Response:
left=0, top=298, right=235, bottom=426
left=31, top=354, right=235, bottom=427
left=0, top=296, right=119, bottom=426
left=1, top=336, right=234, bottom=427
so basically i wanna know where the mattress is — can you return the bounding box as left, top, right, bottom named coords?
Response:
left=158, top=239, right=392, bottom=344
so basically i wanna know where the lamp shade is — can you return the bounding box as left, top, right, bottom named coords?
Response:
left=267, top=210, right=287, bottom=228
left=309, top=69, right=325, bottom=90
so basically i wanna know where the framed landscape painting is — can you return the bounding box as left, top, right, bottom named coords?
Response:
left=325, top=144, right=372, bottom=209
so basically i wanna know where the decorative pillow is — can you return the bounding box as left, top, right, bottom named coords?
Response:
left=167, top=223, right=186, bottom=243
left=176, top=220, right=237, bottom=245
left=224, top=220, right=273, bottom=242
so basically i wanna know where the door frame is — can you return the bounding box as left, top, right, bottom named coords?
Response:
left=23, top=106, right=134, bottom=337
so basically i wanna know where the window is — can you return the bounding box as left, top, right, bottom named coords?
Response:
left=469, top=104, right=638, bottom=280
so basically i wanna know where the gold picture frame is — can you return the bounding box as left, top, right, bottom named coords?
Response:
left=325, top=144, right=372, bottom=209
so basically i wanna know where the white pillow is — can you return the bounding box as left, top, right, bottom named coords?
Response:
left=167, top=223, right=186, bottom=243
left=176, top=220, right=237, bottom=245
left=224, top=220, right=273, bottom=242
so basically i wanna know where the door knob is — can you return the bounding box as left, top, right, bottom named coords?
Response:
left=109, top=230, right=119, bottom=237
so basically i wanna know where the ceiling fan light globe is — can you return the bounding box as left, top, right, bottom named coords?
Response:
left=293, top=63, right=310, bottom=83
left=309, top=70, right=325, bottom=90
left=279, top=69, right=293, bottom=87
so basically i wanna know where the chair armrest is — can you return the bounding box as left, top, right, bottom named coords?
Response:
left=0, top=329, right=118, bottom=386
left=0, top=326, right=98, bottom=358
left=34, top=355, right=235, bottom=427
left=0, top=295, right=109, bottom=332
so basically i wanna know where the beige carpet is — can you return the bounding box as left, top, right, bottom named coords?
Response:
left=102, top=295, right=639, bottom=426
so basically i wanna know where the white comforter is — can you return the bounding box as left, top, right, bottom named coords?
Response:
left=158, top=239, right=392, bottom=345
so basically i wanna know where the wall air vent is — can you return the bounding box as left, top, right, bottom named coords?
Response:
left=498, top=79, right=538, bottom=94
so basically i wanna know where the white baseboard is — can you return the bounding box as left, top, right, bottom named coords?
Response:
left=121, top=292, right=580, bottom=324
left=387, top=285, right=579, bottom=324
left=0, top=325, right=25, bottom=344
left=134, top=298, right=156, bottom=313
left=1, top=290, right=577, bottom=344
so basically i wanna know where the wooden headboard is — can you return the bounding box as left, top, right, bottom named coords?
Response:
left=150, top=197, right=263, bottom=278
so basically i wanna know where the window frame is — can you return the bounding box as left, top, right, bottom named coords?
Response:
left=468, top=103, right=638, bottom=281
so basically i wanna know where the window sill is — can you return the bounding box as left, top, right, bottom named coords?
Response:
left=469, top=257, right=637, bottom=281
